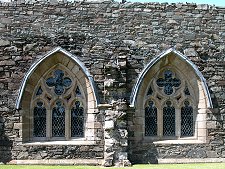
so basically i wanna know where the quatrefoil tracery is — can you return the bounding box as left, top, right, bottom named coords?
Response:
left=46, top=69, right=72, bottom=95
left=156, top=70, right=181, bottom=95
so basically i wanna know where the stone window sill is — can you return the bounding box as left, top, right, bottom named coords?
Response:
left=153, top=139, right=205, bottom=144
left=144, top=136, right=206, bottom=144
left=22, top=140, right=96, bottom=145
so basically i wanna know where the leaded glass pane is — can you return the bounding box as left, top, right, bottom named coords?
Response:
left=181, top=101, right=194, bottom=136
left=156, top=70, right=181, bottom=95
left=75, top=86, right=81, bottom=96
left=36, top=86, right=43, bottom=96
left=163, top=101, right=175, bottom=136
left=33, top=101, right=46, bottom=137
left=164, top=83, right=173, bottom=95
left=52, top=101, right=65, bottom=137
left=147, top=86, right=153, bottom=96
left=145, top=101, right=157, bottom=136
left=184, top=86, right=190, bottom=95
left=71, top=101, right=84, bottom=137
left=46, top=69, right=72, bottom=95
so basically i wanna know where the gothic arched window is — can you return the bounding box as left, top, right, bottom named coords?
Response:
left=131, top=49, right=212, bottom=143
left=143, top=69, right=195, bottom=139
left=32, top=68, right=86, bottom=140
left=17, top=47, right=98, bottom=143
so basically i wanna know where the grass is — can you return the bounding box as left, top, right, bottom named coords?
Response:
left=1, top=163, right=225, bottom=169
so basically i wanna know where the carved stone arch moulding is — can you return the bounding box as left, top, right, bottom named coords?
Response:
left=16, top=47, right=99, bottom=143
left=130, top=48, right=212, bottom=108
left=130, top=48, right=213, bottom=143
left=16, top=47, right=99, bottom=109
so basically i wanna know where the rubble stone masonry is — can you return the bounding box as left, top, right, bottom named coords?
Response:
left=0, top=0, right=225, bottom=166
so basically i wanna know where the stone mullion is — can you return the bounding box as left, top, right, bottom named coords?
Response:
left=46, top=109, right=51, bottom=140
left=158, top=108, right=163, bottom=138
left=65, top=108, right=70, bottom=140
left=176, top=108, right=181, bottom=138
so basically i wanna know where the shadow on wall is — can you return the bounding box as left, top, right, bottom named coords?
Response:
left=0, top=115, right=12, bottom=164
left=128, top=142, right=158, bottom=164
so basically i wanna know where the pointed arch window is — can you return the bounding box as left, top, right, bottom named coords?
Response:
left=144, top=69, right=195, bottom=140
left=16, top=47, right=99, bottom=144
left=32, top=68, right=86, bottom=141
left=132, top=49, right=212, bottom=143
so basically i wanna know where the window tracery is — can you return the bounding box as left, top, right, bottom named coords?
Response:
left=156, top=70, right=181, bottom=95
left=32, top=68, right=85, bottom=140
left=147, top=86, right=153, bottom=96
left=144, top=69, right=195, bottom=140
left=46, top=69, right=72, bottom=95
left=132, top=49, right=211, bottom=144
left=36, top=86, right=43, bottom=96
left=184, top=86, right=190, bottom=96
left=17, top=47, right=98, bottom=143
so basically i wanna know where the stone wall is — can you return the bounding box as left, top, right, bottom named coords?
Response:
left=0, top=0, right=225, bottom=166
left=129, top=142, right=225, bottom=164
left=12, top=144, right=104, bottom=160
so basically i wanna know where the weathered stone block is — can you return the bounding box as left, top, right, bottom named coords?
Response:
left=0, top=61, right=15, bottom=66
left=13, top=123, right=22, bottom=130
left=105, top=120, right=114, bottom=130
left=120, top=139, right=128, bottom=146
left=206, top=121, right=217, bottom=129
left=103, top=159, right=113, bottom=167
left=206, top=151, right=219, bottom=158
left=0, top=18, right=11, bottom=24
left=0, top=39, right=10, bottom=47
left=222, top=151, right=225, bottom=158
left=17, top=152, right=29, bottom=160
left=184, top=48, right=197, bottom=56
left=187, top=148, right=207, bottom=158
